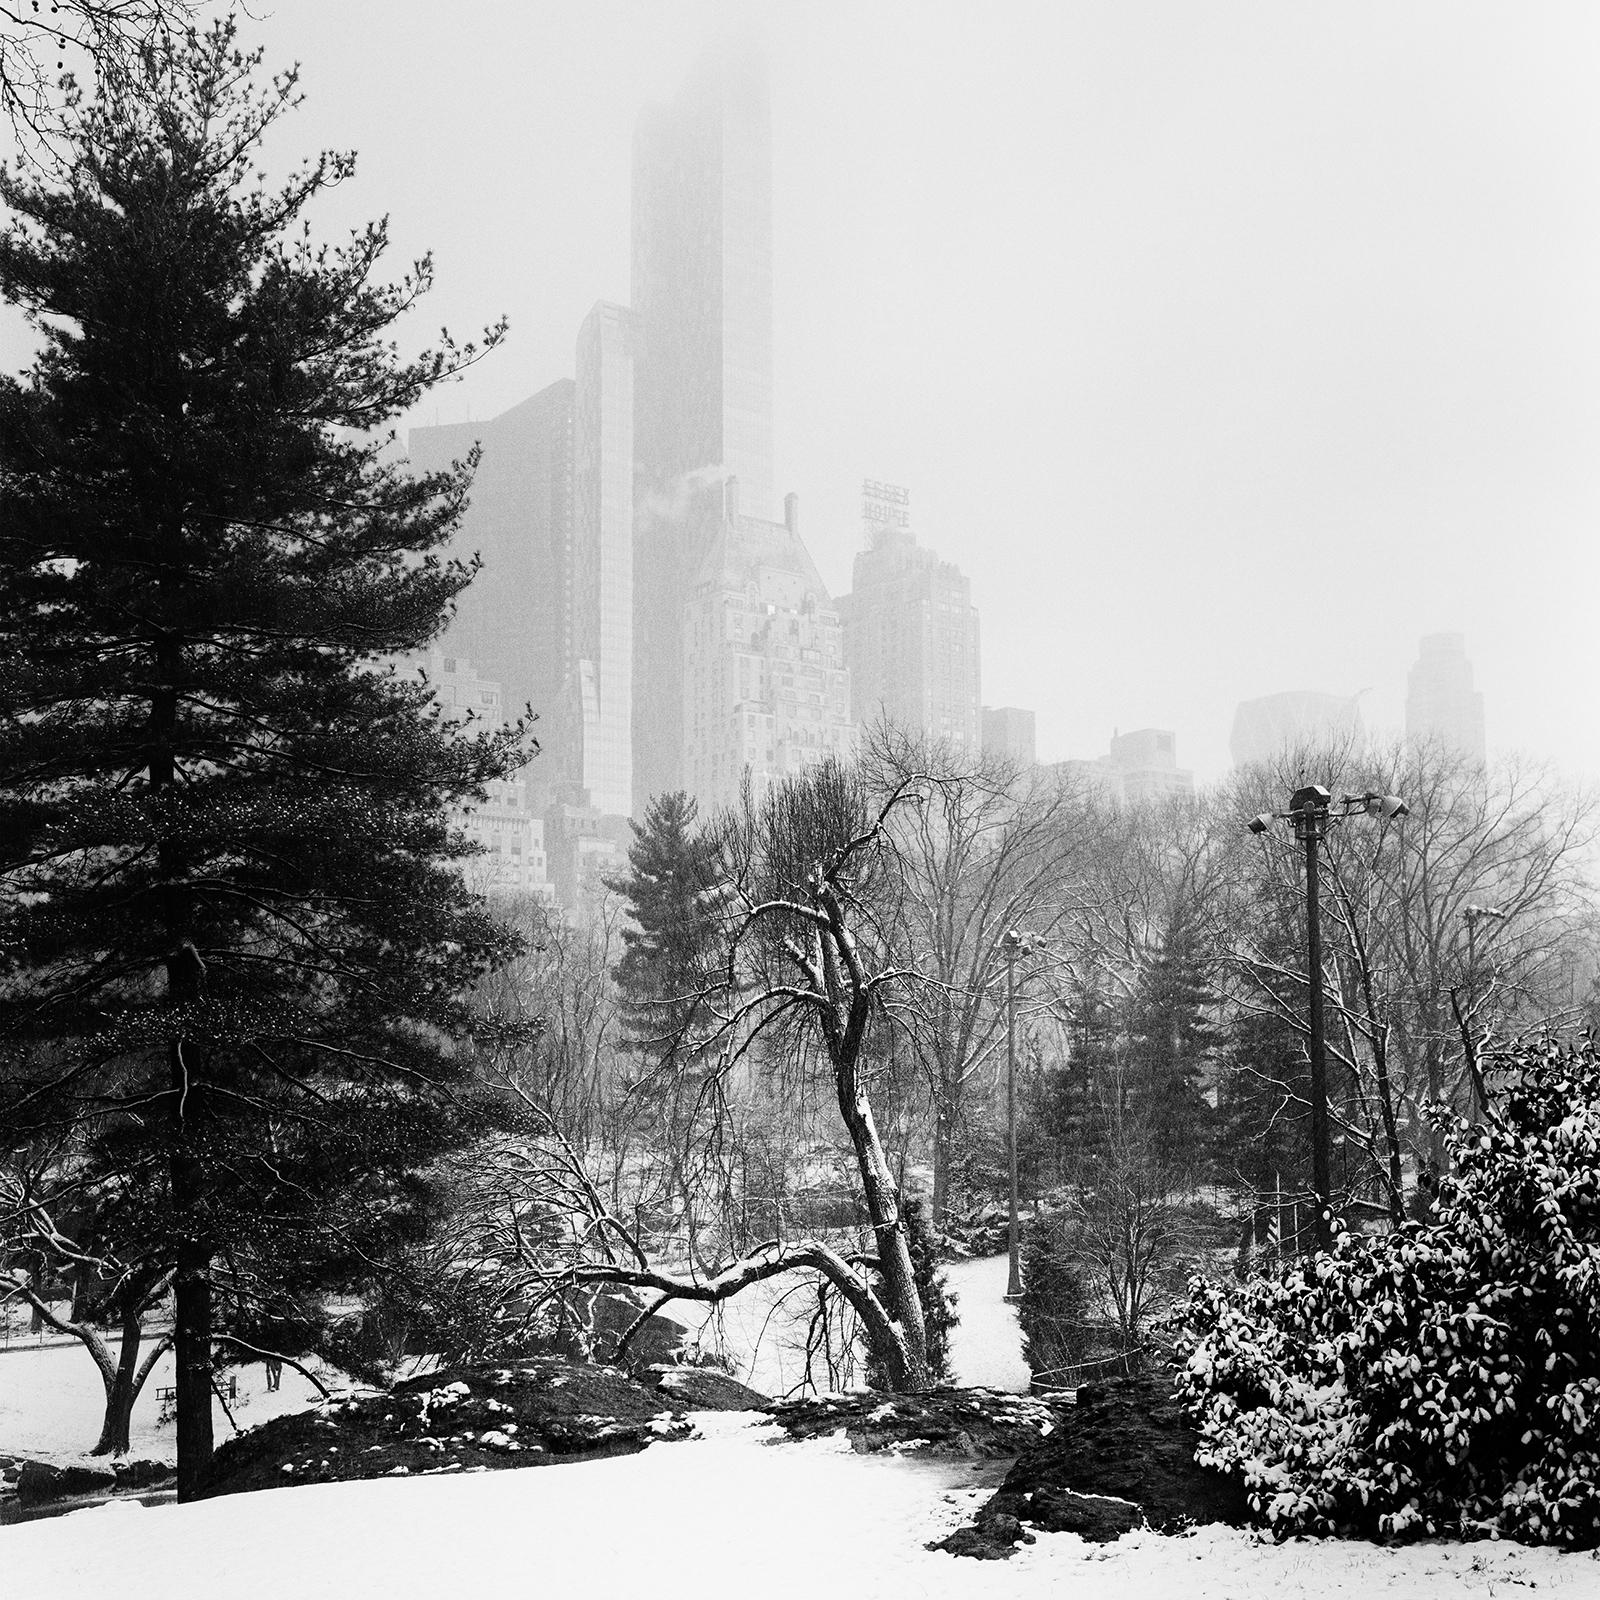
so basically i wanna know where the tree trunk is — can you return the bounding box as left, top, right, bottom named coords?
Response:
left=930, top=1100, right=952, bottom=1231
left=832, top=1051, right=930, bottom=1392
left=91, top=1308, right=146, bottom=1456
left=171, top=1041, right=214, bottom=1500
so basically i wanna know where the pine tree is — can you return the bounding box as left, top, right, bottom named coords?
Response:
left=1125, top=907, right=1222, bottom=1175
left=0, top=27, right=522, bottom=1495
left=611, top=791, right=721, bottom=1073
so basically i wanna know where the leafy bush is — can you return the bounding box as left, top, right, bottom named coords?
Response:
left=1175, top=1035, right=1600, bottom=1547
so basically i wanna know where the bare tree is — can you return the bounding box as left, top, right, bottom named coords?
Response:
left=862, top=725, right=1103, bottom=1227
left=0, top=2, right=194, bottom=148
left=1, top=1137, right=173, bottom=1453
left=475, top=760, right=942, bottom=1391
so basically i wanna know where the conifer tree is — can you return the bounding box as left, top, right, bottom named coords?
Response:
left=611, top=791, right=721, bottom=1073
left=0, top=25, right=522, bottom=1496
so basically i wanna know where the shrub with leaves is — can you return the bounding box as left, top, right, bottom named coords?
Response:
left=1174, top=1034, right=1600, bottom=1547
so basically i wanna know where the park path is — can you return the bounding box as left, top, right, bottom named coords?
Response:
left=943, top=1253, right=1031, bottom=1392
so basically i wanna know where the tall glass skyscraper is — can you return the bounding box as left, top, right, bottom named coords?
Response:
left=571, top=301, right=636, bottom=818
left=630, top=39, right=775, bottom=813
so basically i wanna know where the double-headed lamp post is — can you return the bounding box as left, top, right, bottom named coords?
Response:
left=1248, top=786, right=1409, bottom=1252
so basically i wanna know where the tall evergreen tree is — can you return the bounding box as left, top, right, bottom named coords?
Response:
left=0, top=27, right=522, bottom=1495
left=611, top=791, right=721, bottom=1071
left=1125, top=906, right=1223, bottom=1174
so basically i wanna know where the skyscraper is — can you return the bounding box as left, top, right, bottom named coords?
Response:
left=982, top=706, right=1036, bottom=767
left=408, top=384, right=576, bottom=745
left=631, top=40, right=774, bottom=812
left=1230, top=690, right=1363, bottom=768
left=570, top=301, right=635, bottom=817
left=839, top=481, right=981, bottom=753
left=1406, top=633, right=1486, bottom=764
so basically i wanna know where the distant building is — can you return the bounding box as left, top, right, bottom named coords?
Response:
left=1048, top=728, right=1193, bottom=805
left=409, top=311, right=636, bottom=829
left=1230, top=690, right=1363, bottom=768
left=982, top=706, right=1036, bottom=768
left=1102, top=728, right=1194, bottom=803
left=839, top=481, right=980, bottom=753
left=408, top=384, right=575, bottom=747
left=570, top=301, right=636, bottom=818
left=631, top=39, right=774, bottom=813
left=410, top=650, right=552, bottom=900
left=683, top=480, right=854, bottom=815
left=1406, top=633, right=1486, bottom=764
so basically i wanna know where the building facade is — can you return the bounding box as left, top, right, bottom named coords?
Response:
left=839, top=481, right=980, bottom=753
left=410, top=649, right=552, bottom=900
left=631, top=40, right=775, bottom=814
left=981, top=706, right=1036, bottom=768
left=683, top=481, right=854, bottom=815
left=570, top=301, right=636, bottom=818
left=407, top=382, right=576, bottom=758
left=1230, top=690, right=1363, bottom=768
left=1049, top=728, right=1194, bottom=805
left=1405, top=633, right=1486, bottom=765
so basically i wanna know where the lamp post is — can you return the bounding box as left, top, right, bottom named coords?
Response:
left=1248, top=787, right=1409, bottom=1252
left=1002, top=928, right=1034, bottom=1300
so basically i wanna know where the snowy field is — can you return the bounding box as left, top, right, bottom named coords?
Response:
left=5, top=1410, right=1595, bottom=1600
left=0, top=1340, right=346, bottom=1464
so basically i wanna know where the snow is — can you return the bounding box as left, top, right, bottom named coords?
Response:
left=677, top=1251, right=1031, bottom=1397
left=4, top=1411, right=1595, bottom=1599
left=0, top=1340, right=346, bottom=1463
left=945, top=1253, right=1032, bottom=1392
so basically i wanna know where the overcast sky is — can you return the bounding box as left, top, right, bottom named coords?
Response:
left=7, top=1, right=1599, bottom=784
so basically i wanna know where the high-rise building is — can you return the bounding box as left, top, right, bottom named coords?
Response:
left=1102, top=728, right=1194, bottom=803
left=631, top=40, right=774, bottom=813
left=570, top=301, right=636, bottom=817
left=1406, top=633, right=1486, bottom=764
left=982, top=706, right=1037, bottom=768
left=683, top=481, right=854, bottom=815
left=1230, top=690, right=1363, bottom=768
left=839, top=481, right=980, bottom=753
left=407, top=382, right=575, bottom=750
left=1048, top=729, right=1193, bottom=805
left=407, top=649, right=552, bottom=901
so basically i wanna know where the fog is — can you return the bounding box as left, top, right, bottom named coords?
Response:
left=7, top=0, right=1599, bottom=782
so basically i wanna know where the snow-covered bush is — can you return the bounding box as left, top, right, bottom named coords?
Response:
left=1175, top=1035, right=1600, bottom=1547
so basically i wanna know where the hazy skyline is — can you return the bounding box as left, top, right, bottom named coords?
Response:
left=6, top=1, right=1598, bottom=784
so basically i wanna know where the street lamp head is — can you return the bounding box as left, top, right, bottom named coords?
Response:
left=1247, top=813, right=1272, bottom=835
left=1369, top=793, right=1409, bottom=822
left=1290, top=784, right=1332, bottom=815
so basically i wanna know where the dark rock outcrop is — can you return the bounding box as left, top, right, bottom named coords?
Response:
left=933, top=1373, right=1250, bottom=1559
left=768, top=1386, right=1070, bottom=1459
left=16, top=1459, right=118, bottom=1502
left=644, top=1365, right=768, bottom=1410
left=111, top=1458, right=174, bottom=1489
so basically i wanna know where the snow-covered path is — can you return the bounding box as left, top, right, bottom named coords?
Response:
left=5, top=1414, right=1594, bottom=1600
left=944, top=1253, right=1031, bottom=1392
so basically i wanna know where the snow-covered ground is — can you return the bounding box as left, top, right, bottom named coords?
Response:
left=678, top=1251, right=1030, bottom=1396
left=0, top=1340, right=344, bottom=1463
left=5, top=1410, right=1594, bottom=1599
left=944, top=1253, right=1031, bottom=1391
